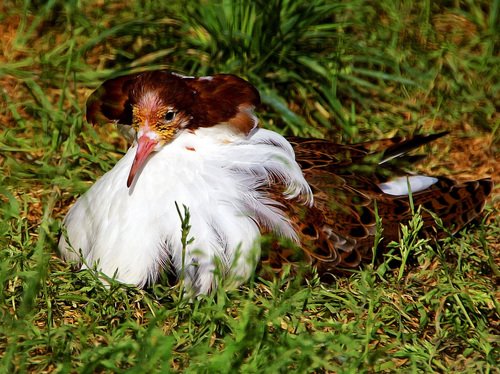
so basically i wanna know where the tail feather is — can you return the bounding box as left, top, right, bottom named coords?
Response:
left=417, top=178, right=493, bottom=236
left=380, top=131, right=449, bottom=164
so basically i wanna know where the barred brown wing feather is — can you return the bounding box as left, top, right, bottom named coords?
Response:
left=263, top=136, right=493, bottom=277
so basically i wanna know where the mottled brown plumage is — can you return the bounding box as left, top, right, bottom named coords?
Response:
left=262, top=136, right=493, bottom=276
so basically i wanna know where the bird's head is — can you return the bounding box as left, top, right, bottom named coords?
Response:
left=86, top=71, right=260, bottom=187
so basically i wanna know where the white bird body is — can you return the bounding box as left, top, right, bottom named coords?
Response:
left=59, top=125, right=312, bottom=294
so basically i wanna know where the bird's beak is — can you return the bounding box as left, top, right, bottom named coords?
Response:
left=127, top=134, right=158, bottom=188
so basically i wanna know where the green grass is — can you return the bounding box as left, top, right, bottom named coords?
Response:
left=0, top=0, right=499, bottom=372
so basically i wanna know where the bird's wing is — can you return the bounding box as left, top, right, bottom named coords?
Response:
left=262, top=134, right=493, bottom=276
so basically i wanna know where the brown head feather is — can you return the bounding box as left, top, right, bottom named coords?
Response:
left=86, top=73, right=140, bottom=125
left=86, top=71, right=260, bottom=134
left=186, top=74, right=260, bottom=134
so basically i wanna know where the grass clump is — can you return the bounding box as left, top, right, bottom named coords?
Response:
left=0, top=0, right=498, bottom=372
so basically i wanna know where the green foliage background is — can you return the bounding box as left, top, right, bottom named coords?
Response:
left=0, top=0, right=498, bottom=372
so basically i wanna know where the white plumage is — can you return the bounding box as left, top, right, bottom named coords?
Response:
left=59, top=125, right=312, bottom=294
left=378, top=175, right=438, bottom=196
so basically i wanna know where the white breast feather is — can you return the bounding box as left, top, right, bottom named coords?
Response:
left=59, top=126, right=312, bottom=295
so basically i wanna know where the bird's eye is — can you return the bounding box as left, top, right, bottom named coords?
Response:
left=164, top=110, right=176, bottom=122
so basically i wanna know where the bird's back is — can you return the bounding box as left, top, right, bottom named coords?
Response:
left=262, top=135, right=493, bottom=276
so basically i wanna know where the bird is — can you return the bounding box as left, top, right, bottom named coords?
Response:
left=58, top=70, right=493, bottom=295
